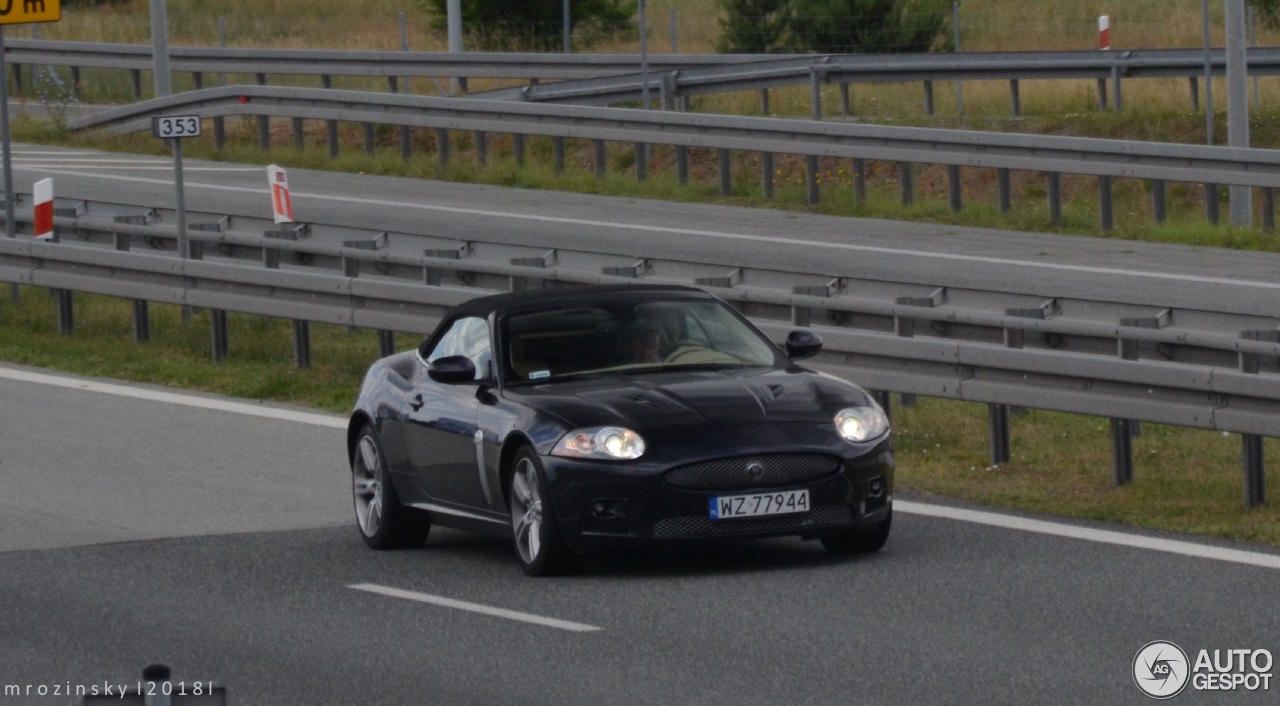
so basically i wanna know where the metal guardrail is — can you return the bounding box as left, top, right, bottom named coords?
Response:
left=0, top=198, right=1276, bottom=507
left=9, top=39, right=1271, bottom=116
left=68, top=85, right=1280, bottom=230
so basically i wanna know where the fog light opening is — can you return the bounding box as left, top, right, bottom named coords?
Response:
left=867, top=477, right=886, bottom=499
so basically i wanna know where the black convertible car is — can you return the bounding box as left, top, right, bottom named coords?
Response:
left=347, top=284, right=893, bottom=575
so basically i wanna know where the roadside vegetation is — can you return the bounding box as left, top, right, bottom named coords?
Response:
left=3, top=0, right=1279, bottom=548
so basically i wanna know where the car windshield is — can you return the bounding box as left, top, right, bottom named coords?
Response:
left=503, top=295, right=779, bottom=382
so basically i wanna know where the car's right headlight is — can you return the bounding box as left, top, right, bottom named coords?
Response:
left=834, top=406, right=890, bottom=443
left=551, top=427, right=646, bottom=460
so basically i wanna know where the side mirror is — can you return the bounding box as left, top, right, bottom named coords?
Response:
left=785, top=330, right=823, bottom=361
left=427, top=355, right=477, bottom=384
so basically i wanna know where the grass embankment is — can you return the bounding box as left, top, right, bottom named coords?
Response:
left=3, top=0, right=1278, bottom=547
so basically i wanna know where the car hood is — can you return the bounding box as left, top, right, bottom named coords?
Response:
left=503, top=366, right=871, bottom=433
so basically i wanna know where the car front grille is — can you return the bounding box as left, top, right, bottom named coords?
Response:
left=650, top=505, right=853, bottom=539
left=664, top=453, right=840, bottom=491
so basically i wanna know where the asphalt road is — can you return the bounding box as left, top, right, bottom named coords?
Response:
left=2, top=366, right=1279, bottom=706
left=9, top=144, right=1280, bottom=318
left=4, top=147, right=1280, bottom=705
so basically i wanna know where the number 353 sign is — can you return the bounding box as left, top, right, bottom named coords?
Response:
left=151, top=115, right=202, bottom=139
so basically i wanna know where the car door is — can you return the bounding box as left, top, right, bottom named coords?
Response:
left=400, top=315, right=494, bottom=511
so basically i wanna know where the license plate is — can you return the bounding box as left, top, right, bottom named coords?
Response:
left=709, top=489, right=809, bottom=520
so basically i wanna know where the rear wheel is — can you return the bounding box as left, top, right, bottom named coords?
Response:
left=508, top=447, right=581, bottom=576
left=821, top=509, right=891, bottom=555
left=352, top=425, right=430, bottom=549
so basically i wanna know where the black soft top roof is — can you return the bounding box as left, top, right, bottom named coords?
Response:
left=448, top=284, right=713, bottom=319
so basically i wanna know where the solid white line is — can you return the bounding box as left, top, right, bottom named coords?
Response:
left=17, top=165, right=261, bottom=172
left=4, top=367, right=1279, bottom=569
left=24, top=168, right=1280, bottom=291
left=15, top=158, right=172, bottom=163
left=348, top=583, right=602, bottom=632
left=896, top=500, right=1280, bottom=571
left=0, top=366, right=346, bottom=429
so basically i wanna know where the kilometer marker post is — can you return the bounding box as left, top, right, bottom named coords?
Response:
left=151, top=115, right=201, bottom=259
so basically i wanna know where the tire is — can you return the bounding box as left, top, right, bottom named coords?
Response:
left=351, top=425, right=430, bottom=550
left=507, top=447, right=581, bottom=576
left=821, top=509, right=891, bottom=555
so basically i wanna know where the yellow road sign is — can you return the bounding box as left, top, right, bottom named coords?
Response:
left=0, top=0, right=60, bottom=25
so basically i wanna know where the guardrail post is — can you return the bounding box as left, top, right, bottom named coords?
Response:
left=475, top=131, right=488, bottom=166
left=71, top=66, right=81, bottom=101
left=923, top=80, right=934, bottom=116
left=514, top=134, right=526, bottom=166
left=1096, top=78, right=1107, bottom=110
left=1111, top=419, right=1135, bottom=485
left=553, top=137, right=566, bottom=173
left=1099, top=175, right=1114, bottom=231
left=1048, top=172, right=1062, bottom=226
left=719, top=149, right=732, bottom=196
left=293, top=320, right=311, bottom=368
left=853, top=158, right=867, bottom=206
left=438, top=129, right=451, bottom=167
left=257, top=73, right=270, bottom=150
left=988, top=404, right=1011, bottom=466
left=634, top=142, right=647, bottom=182
left=677, top=146, right=690, bottom=185
left=873, top=390, right=892, bottom=420
left=1243, top=434, right=1265, bottom=507
left=594, top=140, right=607, bottom=179
left=760, top=89, right=770, bottom=115
left=809, top=69, right=822, bottom=120
left=899, top=163, right=913, bottom=206
left=133, top=300, right=150, bottom=342
left=806, top=155, right=820, bottom=205
left=1205, top=184, right=1220, bottom=224
left=1009, top=79, right=1021, bottom=116
left=363, top=123, right=375, bottom=155
left=839, top=82, right=850, bottom=115
left=193, top=71, right=202, bottom=90
left=55, top=290, right=73, bottom=334
left=761, top=152, right=774, bottom=199
left=322, top=75, right=338, bottom=158
left=1151, top=180, right=1167, bottom=223
left=211, top=309, right=229, bottom=362
left=131, top=68, right=141, bottom=99
left=948, top=165, right=962, bottom=212
left=1263, top=187, right=1276, bottom=232
left=378, top=330, right=396, bottom=358
left=1111, top=65, right=1123, bottom=111
left=899, top=393, right=917, bottom=408
left=998, top=169, right=1012, bottom=213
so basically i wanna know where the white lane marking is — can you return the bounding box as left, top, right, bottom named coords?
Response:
left=348, top=583, right=602, bottom=632
left=16, top=165, right=261, bottom=172
left=15, top=158, right=172, bottom=163
left=18, top=168, right=1280, bottom=292
left=896, top=500, right=1280, bottom=570
left=5, top=366, right=1280, bottom=571
left=0, top=366, right=346, bottom=429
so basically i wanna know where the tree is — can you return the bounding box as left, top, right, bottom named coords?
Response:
left=418, top=0, right=635, bottom=52
left=786, top=0, right=951, bottom=53
left=1251, top=0, right=1280, bottom=28
left=716, top=0, right=791, bottom=53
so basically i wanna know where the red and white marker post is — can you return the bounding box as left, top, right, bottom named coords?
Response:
left=33, top=178, right=53, bottom=240
left=1099, top=15, right=1111, bottom=51
left=268, top=164, right=294, bottom=224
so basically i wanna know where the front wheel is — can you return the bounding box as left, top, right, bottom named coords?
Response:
left=508, top=447, right=581, bottom=576
left=821, top=509, right=891, bottom=555
left=352, top=425, right=430, bottom=549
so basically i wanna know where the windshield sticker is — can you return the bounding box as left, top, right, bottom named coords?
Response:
left=529, top=370, right=551, bottom=380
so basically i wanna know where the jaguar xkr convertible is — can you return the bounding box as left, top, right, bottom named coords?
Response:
left=347, top=284, right=893, bottom=575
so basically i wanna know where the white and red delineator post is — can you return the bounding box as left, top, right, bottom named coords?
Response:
left=268, top=164, right=294, bottom=224
left=33, top=178, right=53, bottom=240
left=1099, top=15, right=1111, bottom=51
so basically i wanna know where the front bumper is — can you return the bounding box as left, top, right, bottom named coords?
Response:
left=542, top=435, right=893, bottom=549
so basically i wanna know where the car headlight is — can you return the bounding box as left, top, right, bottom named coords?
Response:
left=552, top=427, right=646, bottom=460
left=834, top=406, right=889, bottom=443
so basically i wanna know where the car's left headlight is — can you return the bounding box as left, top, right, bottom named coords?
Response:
left=552, top=426, right=646, bottom=460
left=834, top=406, right=889, bottom=443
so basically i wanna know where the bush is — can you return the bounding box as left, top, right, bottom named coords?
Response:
left=417, top=0, right=635, bottom=52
